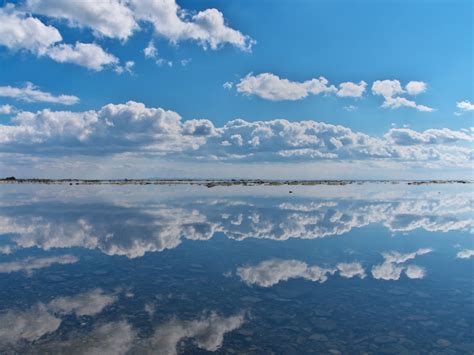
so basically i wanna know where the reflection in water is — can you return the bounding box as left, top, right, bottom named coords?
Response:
left=0, top=184, right=472, bottom=353
left=371, top=249, right=432, bottom=281
left=0, top=254, right=78, bottom=274
left=0, top=186, right=472, bottom=258
left=457, top=249, right=474, bottom=259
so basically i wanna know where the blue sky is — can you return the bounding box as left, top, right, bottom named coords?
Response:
left=0, top=0, right=472, bottom=178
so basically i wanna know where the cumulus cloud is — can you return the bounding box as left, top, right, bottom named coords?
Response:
left=0, top=254, right=78, bottom=274
left=0, top=6, right=62, bottom=53
left=130, top=0, right=254, bottom=51
left=405, top=81, right=427, bottom=95
left=47, top=288, right=117, bottom=316
left=0, top=82, right=79, bottom=105
left=25, top=0, right=138, bottom=41
left=0, top=7, right=119, bottom=71
left=385, top=127, right=474, bottom=145
left=371, top=248, right=432, bottom=280
left=147, top=312, right=245, bottom=355
left=45, top=42, right=119, bottom=71
left=0, top=104, right=14, bottom=114
left=236, top=259, right=336, bottom=287
left=336, top=81, right=367, bottom=98
left=372, top=80, right=434, bottom=112
left=456, top=249, right=474, bottom=259
left=455, top=100, right=474, bottom=115
left=236, top=73, right=337, bottom=101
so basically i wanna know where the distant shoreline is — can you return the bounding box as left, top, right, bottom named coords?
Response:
left=0, top=177, right=472, bottom=187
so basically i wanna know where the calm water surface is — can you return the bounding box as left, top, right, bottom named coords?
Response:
left=0, top=183, right=472, bottom=354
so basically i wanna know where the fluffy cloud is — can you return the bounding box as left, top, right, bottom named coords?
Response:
left=385, top=128, right=474, bottom=146
left=236, top=259, right=337, bottom=287
left=0, top=104, right=14, bottom=114
left=45, top=42, right=119, bottom=71
left=147, top=312, right=245, bottom=354
left=405, top=81, right=427, bottom=95
left=336, top=81, right=367, bottom=98
left=0, top=7, right=119, bottom=71
left=25, top=0, right=138, bottom=41
left=0, top=82, right=79, bottom=105
left=236, top=73, right=337, bottom=101
left=456, top=100, right=474, bottom=115
left=130, top=0, right=254, bottom=51
left=456, top=249, right=474, bottom=259
left=371, top=248, right=432, bottom=280
left=0, top=254, right=78, bottom=274
left=372, top=80, right=434, bottom=112
left=0, top=6, right=62, bottom=53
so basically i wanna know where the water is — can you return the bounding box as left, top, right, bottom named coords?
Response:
left=0, top=183, right=472, bottom=354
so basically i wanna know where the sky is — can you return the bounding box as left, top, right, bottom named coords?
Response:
left=0, top=0, right=472, bottom=179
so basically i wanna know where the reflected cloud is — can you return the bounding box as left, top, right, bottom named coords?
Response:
left=456, top=249, right=474, bottom=259
left=0, top=254, right=78, bottom=274
left=47, top=288, right=117, bottom=316
left=0, top=187, right=471, bottom=258
left=237, top=259, right=337, bottom=287
left=336, top=262, right=366, bottom=279
left=145, top=312, right=245, bottom=355
left=40, top=321, right=136, bottom=355
left=0, top=304, right=61, bottom=344
left=372, top=248, right=432, bottom=280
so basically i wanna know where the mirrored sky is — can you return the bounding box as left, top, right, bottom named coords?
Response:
left=0, top=183, right=472, bottom=353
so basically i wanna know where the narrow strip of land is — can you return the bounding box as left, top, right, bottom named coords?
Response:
left=0, top=177, right=471, bottom=187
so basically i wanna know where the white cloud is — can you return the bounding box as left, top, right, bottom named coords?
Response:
left=456, top=249, right=474, bottom=259
left=0, top=101, right=472, bottom=169
left=405, top=81, right=427, bottom=95
left=236, top=259, right=336, bottom=287
left=223, top=81, right=233, bottom=90
left=130, top=0, right=254, bottom=51
left=0, top=254, right=78, bottom=274
left=0, top=6, right=62, bottom=53
left=336, top=81, right=367, bottom=98
left=385, top=127, right=474, bottom=145
left=147, top=312, right=245, bottom=355
left=456, top=100, right=474, bottom=115
left=372, top=79, right=434, bottom=112
left=0, top=104, right=14, bottom=114
left=115, top=60, right=135, bottom=74
left=236, top=73, right=337, bottom=101
left=25, top=0, right=138, bottom=41
left=45, top=42, right=119, bottom=71
left=343, top=105, right=357, bottom=112
left=47, top=289, right=117, bottom=316
left=144, top=40, right=158, bottom=59
left=0, top=82, right=79, bottom=105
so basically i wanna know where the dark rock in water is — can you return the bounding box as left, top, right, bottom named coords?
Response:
left=311, top=318, right=337, bottom=331
left=373, top=335, right=397, bottom=344
left=309, top=333, right=329, bottom=342
left=44, top=274, right=66, bottom=282
left=435, top=339, right=452, bottom=348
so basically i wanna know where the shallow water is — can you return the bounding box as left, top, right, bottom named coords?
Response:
left=0, top=183, right=472, bottom=354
